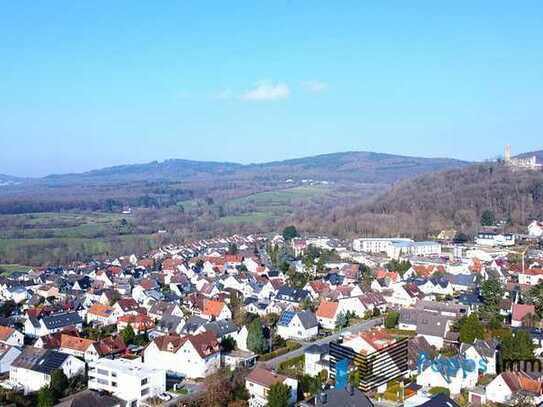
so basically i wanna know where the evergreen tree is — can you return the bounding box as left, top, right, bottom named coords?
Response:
left=247, top=318, right=267, bottom=353
left=121, top=325, right=136, bottom=345
left=384, top=311, right=399, bottom=329
left=459, top=313, right=485, bottom=344
left=50, top=369, right=68, bottom=399
left=480, top=209, right=496, bottom=226
left=267, top=382, right=291, bottom=407
left=36, top=386, right=56, bottom=407
left=282, top=226, right=299, bottom=241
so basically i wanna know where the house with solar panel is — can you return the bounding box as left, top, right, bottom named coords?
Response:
left=277, top=310, right=318, bottom=340
left=10, top=347, right=85, bottom=394
left=24, top=311, right=83, bottom=338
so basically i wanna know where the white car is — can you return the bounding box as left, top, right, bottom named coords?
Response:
left=157, top=393, right=171, bottom=401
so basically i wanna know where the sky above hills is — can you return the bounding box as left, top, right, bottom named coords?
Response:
left=1, top=1, right=543, bottom=177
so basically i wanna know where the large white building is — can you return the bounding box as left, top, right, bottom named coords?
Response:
left=352, top=238, right=441, bottom=259
left=475, top=232, right=515, bottom=247
left=528, top=221, right=543, bottom=238
left=88, top=357, right=166, bottom=407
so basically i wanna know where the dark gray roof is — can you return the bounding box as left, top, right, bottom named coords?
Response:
left=42, top=312, right=83, bottom=329
left=305, top=343, right=329, bottom=355
left=444, top=272, right=477, bottom=288
left=55, top=389, right=122, bottom=407
left=275, top=287, right=310, bottom=303
left=460, top=338, right=498, bottom=359
left=315, top=387, right=374, bottom=407
left=12, top=347, right=70, bottom=375
left=158, top=315, right=184, bottom=333
left=204, top=320, right=238, bottom=337
left=419, top=394, right=460, bottom=407
left=296, top=310, right=318, bottom=329
left=181, top=316, right=207, bottom=334
left=399, top=308, right=451, bottom=338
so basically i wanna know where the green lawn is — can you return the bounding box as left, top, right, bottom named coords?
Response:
left=0, top=264, right=33, bottom=276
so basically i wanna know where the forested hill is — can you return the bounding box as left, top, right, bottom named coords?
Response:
left=5, top=151, right=469, bottom=186
left=296, top=162, right=543, bottom=239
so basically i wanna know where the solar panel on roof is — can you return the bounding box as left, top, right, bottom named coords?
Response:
left=278, top=311, right=295, bottom=326
left=33, top=351, right=68, bottom=374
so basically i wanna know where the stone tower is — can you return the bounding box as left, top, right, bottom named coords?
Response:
left=504, top=144, right=512, bottom=162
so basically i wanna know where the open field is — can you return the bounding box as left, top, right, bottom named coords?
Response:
left=0, top=212, right=160, bottom=265
left=0, top=264, right=32, bottom=276
left=0, top=184, right=373, bottom=265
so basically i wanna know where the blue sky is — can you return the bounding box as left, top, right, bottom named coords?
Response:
left=1, top=1, right=542, bottom=177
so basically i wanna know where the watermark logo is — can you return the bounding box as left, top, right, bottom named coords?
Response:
left=416, top=352, right=485, bottom=380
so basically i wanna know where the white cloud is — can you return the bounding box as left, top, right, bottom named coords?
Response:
left=301, top=80, right=328, bottom=93
left=241, top=80, right=290, bottom=101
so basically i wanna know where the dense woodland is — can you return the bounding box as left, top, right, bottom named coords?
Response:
left=294, top=163, right=543, bottom=239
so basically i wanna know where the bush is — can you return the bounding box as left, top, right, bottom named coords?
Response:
left=384, top=311, right=399, bottom=329
left=278, top=355, right=304, bottom=371
left=429, top=387, right=450, bottom=397
left=259, top=342, right=301, bottom=362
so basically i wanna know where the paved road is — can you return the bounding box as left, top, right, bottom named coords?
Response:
left=264, top=317, right=384, bottom=369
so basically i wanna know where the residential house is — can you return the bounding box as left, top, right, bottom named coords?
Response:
left=0, top=343, right=22, bottom=374
left=399, top=309, right=454, bottom=349
left=117, top=313, right=155, bottom=335
left=486, top=371, right=543, bottom=405
left=246, top=367, right=298, bottom=407
left=0, top=325, right=24, bottom=347
left=59, top=334, right=101, bottom=362
left=10, top=347, right=85, bottom=394
left=511, top=303, right=536, bottom=328
left=277, top=310, right=318, bottom=340
left=112, top=298, right=141, bottom=317
left=24, top=312, right=83, bottom=338
left=86, top=303, right=117, bottom=326
left=417, top=356, right=478, bottom=395
left=460, top=339, right=498, bottom=375
left=201, top=299, right=232, bottom=321
left=54, top=388, right=123, bottom=407
left=316, top=300, right=340, bottom=330
left=304, top=344, right=330, bottom=377
left=143, top=332, right=220, bottom=379
left=155, top=315, right=185, bottom=336
left=148, top=301, right=183, bottom=321
left=518, top=268, right=543, bottom=286
left=274, top=287, right=311, bottom=305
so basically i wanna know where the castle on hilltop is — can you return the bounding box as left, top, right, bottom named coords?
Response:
left=504, top=145, right=542, bottom=170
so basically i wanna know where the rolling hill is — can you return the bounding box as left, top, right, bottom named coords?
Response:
left=3, top=151, right=469, bottom=187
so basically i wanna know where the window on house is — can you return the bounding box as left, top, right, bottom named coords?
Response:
left=141, top=378, right=148, bottom=386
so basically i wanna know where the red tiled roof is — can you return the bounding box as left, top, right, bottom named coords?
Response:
left=202, top=299, right=225, bottom=317
left=60, top=334, right=95, bottom=352
left=316, top=300, right=338, bottom=319
left=512, top=303, right=536, bottom=322
left=0, top=326, right=16, bottom=341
